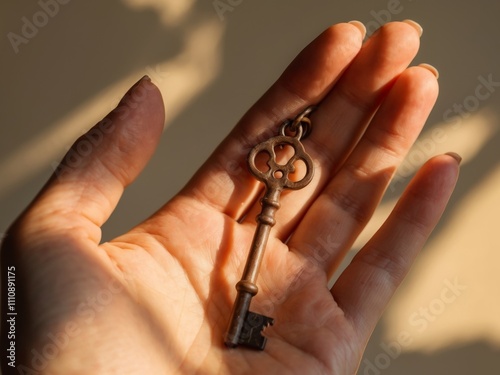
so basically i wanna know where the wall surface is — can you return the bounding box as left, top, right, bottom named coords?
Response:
left=1, top=1, right=499, bottom=373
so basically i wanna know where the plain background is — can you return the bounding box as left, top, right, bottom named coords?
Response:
left=1, top=0, right=499, bottom=373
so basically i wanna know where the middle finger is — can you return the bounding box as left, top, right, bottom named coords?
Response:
left=242, top=21, right=423, bottom=237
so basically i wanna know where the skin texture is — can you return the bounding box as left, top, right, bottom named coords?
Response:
left=1, top=22, right=459, bottom=374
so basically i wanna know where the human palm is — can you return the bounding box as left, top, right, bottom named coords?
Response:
left=2, top=22, right=459, bottom=374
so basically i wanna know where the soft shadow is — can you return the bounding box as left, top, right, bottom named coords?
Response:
left=359, top=332, right=500, bottom=375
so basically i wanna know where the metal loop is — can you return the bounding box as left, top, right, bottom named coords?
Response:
left=288, top=105, right=317, bottom=140
left=279, top=120, right=303, bottom=139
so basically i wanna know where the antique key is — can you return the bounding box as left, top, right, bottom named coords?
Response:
left=224, top=107, right=316, bottom=350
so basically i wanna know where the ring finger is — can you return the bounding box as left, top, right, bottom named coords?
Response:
left=288, top=64, right=439, bottom=276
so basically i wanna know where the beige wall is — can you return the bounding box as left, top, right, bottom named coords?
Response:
left=1, top=0, right=499, bottom=373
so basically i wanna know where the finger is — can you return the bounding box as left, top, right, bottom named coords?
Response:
left=243, top=21, right=423, bottom=237
left=289, top=65, right=439, bottom=272
left=331, top=153, right=460, bottom=339
left=309, top=20, right=423, bottom=171
left=178, top=23, right=365, bottom=219
left=17, top=76, right=165, bottom=242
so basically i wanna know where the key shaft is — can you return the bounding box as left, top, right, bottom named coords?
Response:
left=241, top=188, right=281, bottom=283
left=224, top=187, right=281, bottom=347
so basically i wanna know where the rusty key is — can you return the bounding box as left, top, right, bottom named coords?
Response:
left=224, top=114, right=315, bottom=350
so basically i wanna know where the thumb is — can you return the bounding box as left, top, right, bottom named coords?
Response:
left=15, top=76, right=165, bottom=242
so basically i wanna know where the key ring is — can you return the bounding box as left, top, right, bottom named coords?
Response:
left=279, top=105, right=317, bottom=140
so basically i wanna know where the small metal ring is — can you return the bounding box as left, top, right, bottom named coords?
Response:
left=289, top=105, right=317, bottom=139
left=279, top=120, right=303, bottom=139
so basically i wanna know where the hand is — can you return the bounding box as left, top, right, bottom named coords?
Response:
left=2, top=21, right=459, bottom=374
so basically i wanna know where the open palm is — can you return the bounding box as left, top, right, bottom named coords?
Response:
left=2, top=22, right=459, bottom=375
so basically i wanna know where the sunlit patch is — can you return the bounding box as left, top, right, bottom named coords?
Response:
left=122, top=0, right=195, bottom=25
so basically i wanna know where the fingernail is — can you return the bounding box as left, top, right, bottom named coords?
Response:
left=402, top=19, right=423, bottom=37
left=137, top=74, right=151, bottom=84
left=122, top=74, right=151, bottom=100
left=419, top=63, right=439, bottom=79
left=124, top=75, right=151, bottom=96
left=117, top=75, right=152, bottom=108
left=348, top=20, right=367, bottom=40
left=445, top=152, right=462, bottom=165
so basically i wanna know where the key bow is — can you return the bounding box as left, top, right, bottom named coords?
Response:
left=247, top=135, right=314, bottom=191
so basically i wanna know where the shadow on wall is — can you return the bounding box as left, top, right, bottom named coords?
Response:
left=0, top=1, right=224, bottom=235
left=3, top=0, right=182, bottom=157
left=361, top=322, right=500, bottom=375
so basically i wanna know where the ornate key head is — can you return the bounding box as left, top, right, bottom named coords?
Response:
left=247, top=125, right=314, bottom=191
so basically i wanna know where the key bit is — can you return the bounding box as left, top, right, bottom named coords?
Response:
left=239, top=311, right=274, bottom=349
